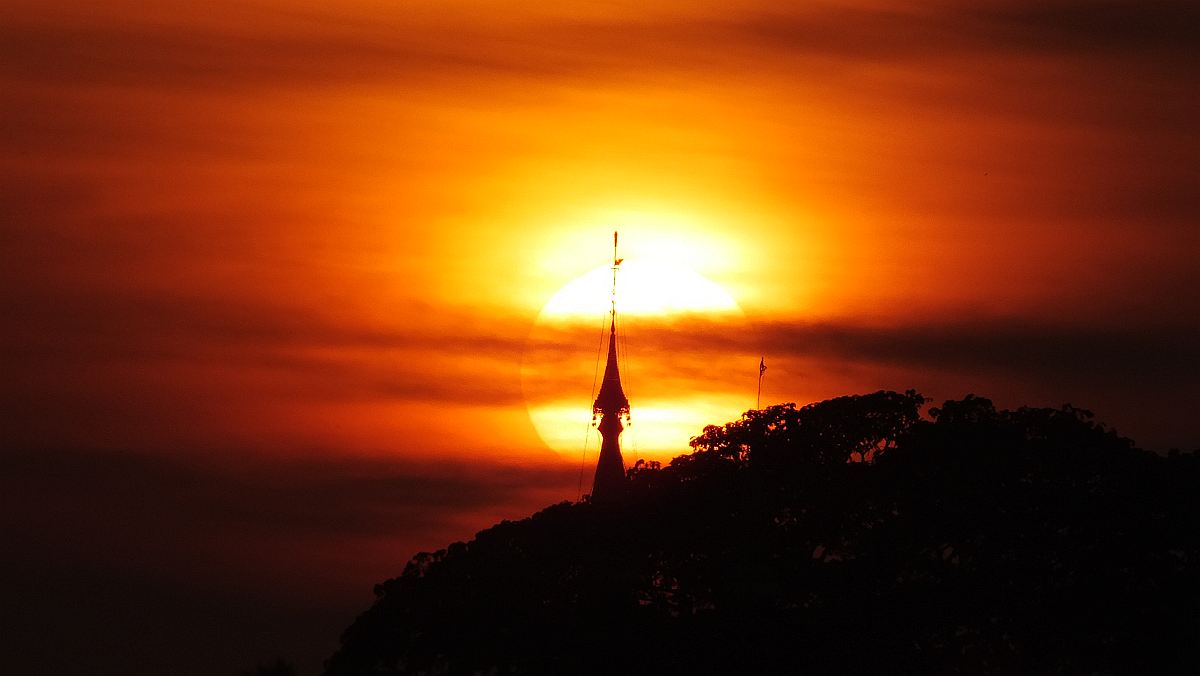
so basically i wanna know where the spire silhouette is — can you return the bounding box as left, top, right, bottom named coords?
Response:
left=591, top=232, right=629, bottom=501
left=593, top=316, right=629, bottom=416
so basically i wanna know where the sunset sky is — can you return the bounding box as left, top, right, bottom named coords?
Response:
left=3, top=1, right=1197, bottom=674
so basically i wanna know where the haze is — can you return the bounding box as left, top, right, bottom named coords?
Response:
left=2, top=1, right=1196, bottom=674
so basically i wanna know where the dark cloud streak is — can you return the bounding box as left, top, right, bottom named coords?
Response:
left=1, top=446, right=577, bottom=676
left=527, top=315, right=1200, bottom=448
left=2, top=447, right=576, bottom=548
left=3, top=1, right=1195, bottom=91
left=754, top=320, right=1200, bottom=390
left=530, top=316, right=1200, bottom=390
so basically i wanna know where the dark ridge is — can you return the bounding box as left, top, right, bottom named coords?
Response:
left=324, top=391, right=1199, bottom=675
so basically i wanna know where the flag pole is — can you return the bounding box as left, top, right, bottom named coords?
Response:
left=757, top=357, right=766, bottom=410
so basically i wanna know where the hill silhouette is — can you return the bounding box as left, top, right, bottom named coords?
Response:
left=324, top=391, right=1198, bottom=675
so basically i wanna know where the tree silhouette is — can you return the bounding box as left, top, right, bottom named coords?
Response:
left=240, top=658, right=297, bottom=676
left=325, top=391, right=1199, bottom=675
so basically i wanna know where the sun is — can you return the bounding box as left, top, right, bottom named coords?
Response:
left=540, top=258, right=741, bottom=319
left=522, top=255, right=753, bottom=463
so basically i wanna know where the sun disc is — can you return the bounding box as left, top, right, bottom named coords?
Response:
left=523, top=256, right=752, bottom=462
left=540, top=258, right=740, bottom=321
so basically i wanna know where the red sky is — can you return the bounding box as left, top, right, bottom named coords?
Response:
left=2, top=1, right=1197, bottom=674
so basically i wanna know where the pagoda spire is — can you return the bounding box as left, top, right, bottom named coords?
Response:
left=591, top=231, right=629, bottom=501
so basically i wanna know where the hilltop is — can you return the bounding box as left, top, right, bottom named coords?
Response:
left=324, top=391, right=1198, bottom=675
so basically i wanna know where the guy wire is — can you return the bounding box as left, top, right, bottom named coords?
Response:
left=579, top=306, right=608, bottom=500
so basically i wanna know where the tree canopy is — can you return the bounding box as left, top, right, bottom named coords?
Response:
left=324, top=391, right=1199, bottom=675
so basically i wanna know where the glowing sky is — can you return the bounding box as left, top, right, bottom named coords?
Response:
left=2, top=1, right=1197, bottom=674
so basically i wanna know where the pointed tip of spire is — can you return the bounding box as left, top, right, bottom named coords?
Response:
left=595, top=229, right=629, bottom=416
left=594, top=317, right=629, bottom=415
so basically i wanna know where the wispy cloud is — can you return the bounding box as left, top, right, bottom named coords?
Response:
left=0, top=445, right=578, bottom=673
left=2, top=447, right=576, bottom=549
left=3, top=3, right=1196, bottom=675
left=3, top=2, right=1195, bottom=91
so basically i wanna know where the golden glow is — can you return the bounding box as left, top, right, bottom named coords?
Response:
left=525, top=395, right=753, bottom=464
left=6, top=0, right=1191, bottom=462
left=540, top=257, right=741, bottom=319
left=523, top=256, right=751, bottom=462
left=6, top=8, right=1195, bottom=669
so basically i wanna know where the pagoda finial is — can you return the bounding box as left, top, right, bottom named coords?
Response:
left=591, top=231, right=629, bottom=501
left=593, top=231, right=628, bottom=418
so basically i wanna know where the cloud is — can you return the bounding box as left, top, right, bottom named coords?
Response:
left=752, top=319, right=1200, bottom=390
left=1, top=446, right=579, bottom=617
left=528, top=315, right=1200, bottom=391
left=0, top=445, right=577, bottom=676
left=964, top=1, right=1200, bottom=53
left=635, top=317, right=1200, bottom=448
left=519, top=312, right=1200, bottom=449
left=2, top=1, right=1195, bottom=93
left=2, top=447, right=576, bottom=547
left=3, top=3, right=1195, bottom=675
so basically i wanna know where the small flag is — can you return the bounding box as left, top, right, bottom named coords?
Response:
left=759, top=357, right=767, bottom=376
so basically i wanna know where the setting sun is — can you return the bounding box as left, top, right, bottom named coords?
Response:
left=540, top=257, right=742, bottom=319
left=5, top=0, right=1196, bottom=672
left=523, top=245, right=754, bottom=463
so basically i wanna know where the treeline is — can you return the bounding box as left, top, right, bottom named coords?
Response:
left=325, top=391, right=1199, bottom=675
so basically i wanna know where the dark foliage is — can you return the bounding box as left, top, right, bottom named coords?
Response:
left=325, top=391, right=1199, bottom=675
left=240, top=658, right=298, bottom=676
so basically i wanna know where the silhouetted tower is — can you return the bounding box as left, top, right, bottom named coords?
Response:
left=592, top=232, right=630, bottom=501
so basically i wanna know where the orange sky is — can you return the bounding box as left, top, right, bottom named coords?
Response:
left=2, top=1, right=1197, bottom=674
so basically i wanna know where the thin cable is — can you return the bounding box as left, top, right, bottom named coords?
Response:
left=615, top=307, right=639, bottom=466
left=619, top=310, right=633, bottom=409
left=579, top=308, right=607, bottom=500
